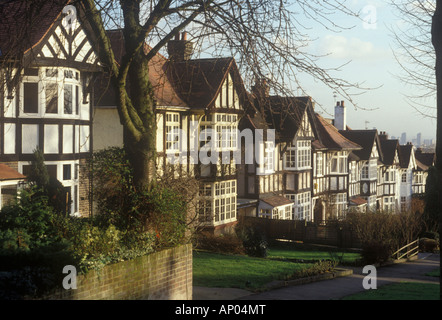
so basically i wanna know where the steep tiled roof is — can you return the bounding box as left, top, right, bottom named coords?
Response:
left=168, top=57, right=241, bottom=110
left=339, top=129, right=381, bottom=161
left=0, top=0, right=69, bottom=59
left=379, top=139, right=399, bottom=166
left=257, top=96, right=313, bottom=142
left=414, top=148, right=435, bottom=171
left=95, top=29, right=187, bottom=108
left=399, top=144, right=413, bottom=169
left=0, top=164, right=25, bottom=181
left=313, top=113, right=361, bottom=151
left=97, top=30, right=248, bottom=110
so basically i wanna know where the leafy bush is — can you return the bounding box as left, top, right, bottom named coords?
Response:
left=236, top=225, right=268, bottom=258
left=0, top=187, right=62, bottom=250
left=0, top=147, right=191, bottom=298
left=194, top=231, right=246, bottom=255
left=420, top=231, right=439, bottom=241
left=361, top=241, right=392, bottom=265
left=88, top=147, right=190, bottom=247
left=64, top=219, right=156, bottom=273
left=0, top=240, right=79, bottom=299
left=419, top=238, right=439, bottom=253
left=285, top=259, right=338, bottom=281
left=26, top=148, right=70, bottom=216
left=346, top=210, right=423, bottom=264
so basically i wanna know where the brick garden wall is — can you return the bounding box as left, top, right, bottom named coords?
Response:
left=43, top=244, right=192, bottom=300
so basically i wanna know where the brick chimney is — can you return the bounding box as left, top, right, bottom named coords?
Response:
left=379, top=131, right=388, bottom=140
left=252, top=78, right=270, bottom=100
left=167, top=32, right=194, bottom=61
left=334, top=100, right=346, bottom=131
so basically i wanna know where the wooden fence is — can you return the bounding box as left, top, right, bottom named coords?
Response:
left=239, top=216, right=362, bottom=248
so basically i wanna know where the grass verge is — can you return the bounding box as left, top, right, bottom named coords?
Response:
left=193, top=250, right=315, bottom=290
left=267, top=246, right=361, bottom=265
left=341, top=282, right=440, bottom=300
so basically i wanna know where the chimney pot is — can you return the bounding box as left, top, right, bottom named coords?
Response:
left=341, top=100, right=345, bottom=107
left=168, top=32, right=194, bottom=61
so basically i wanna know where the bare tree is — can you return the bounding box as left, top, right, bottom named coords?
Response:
left=75, top=0, right=368, bottom=190
left=431, top=2, right=442, bottom=299
left=1, top=0, right=367, bottom=191
left=391, top=0, right=436, bottom=118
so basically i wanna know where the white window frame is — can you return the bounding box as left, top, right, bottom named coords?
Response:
left=295, top=192, right=311, bottom=221
left=215, top=113, right=238, bottom=151
left=315, top=152, right=323, bottom=176
left=330, top=151, right=347, bottom=174
left=20, top=67, right=81, bottom=119
left=165, top=112, right=180, bottom=152
left=264, top=141, right=274, bottom=173
left=401, top=173, right=407, bottom=183
left=207, top=180, right=237, bottom=225
left=284, top=140, right=311, bottom=170
left=332, top=193, right=347, bottom=218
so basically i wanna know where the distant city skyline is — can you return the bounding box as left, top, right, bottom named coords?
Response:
left=294, top=0, right=437, bottom=142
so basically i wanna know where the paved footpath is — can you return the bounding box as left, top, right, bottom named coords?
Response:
left=239, top=253, right=440, bottom=300
left=193, top=253, right=440, bottom=300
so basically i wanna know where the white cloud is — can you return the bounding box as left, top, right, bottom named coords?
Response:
left=317, top=35, right=390, bottom=61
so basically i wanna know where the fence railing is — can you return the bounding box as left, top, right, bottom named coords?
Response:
left=238, top=216, right=361, bottom=248
left=391, top=239, right=419, bottom=260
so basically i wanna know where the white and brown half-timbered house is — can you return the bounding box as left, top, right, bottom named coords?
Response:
left=339, top=129, right=383, bottom=212
left=93, top=31, right=250, bottom=233
left=398, top=143, right=417, bottom=211
left=0, top=0, right=101, bottom=216
left=377, top=132, right=401, bottom=212
left=237, top=81, right=319, bottom=221
left=311, top=112, right=361, bottom=221
left=413, top=148, right=435, bottom=196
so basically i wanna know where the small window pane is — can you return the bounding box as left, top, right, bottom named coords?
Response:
left=63, top=164, right=71, bottom=180
left=46, top=83, right=58, bottom=114
left=64, top=84, right=73, bottom=114
left=24, top=82, right=38, bottom=113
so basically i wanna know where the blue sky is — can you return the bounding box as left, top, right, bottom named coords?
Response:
left=294, top=0, right=437, bottom=142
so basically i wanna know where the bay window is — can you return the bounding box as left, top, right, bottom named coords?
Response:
left=284, top=140, right=311, bottom=170
left=331, top=193, right=347, bottom=218
left=21, top=67, right=82, bottom=118
left=199, top=180, right=236, bottom=225
left=330, top=152, right=347, bottom=174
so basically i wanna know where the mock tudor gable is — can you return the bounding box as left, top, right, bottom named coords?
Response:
left=1, top=1, right=102, bottom=216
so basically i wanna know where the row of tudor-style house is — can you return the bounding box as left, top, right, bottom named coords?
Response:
left=0, top=3, right=435, bottom=234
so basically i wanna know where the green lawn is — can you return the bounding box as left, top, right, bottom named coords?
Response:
left=192, top=243, right=360, bottom=290
left=341, top=282, right=440, bottom=300
left=193, top=250, right=315, bottom=290
left=267, top=246, right=361, bottom=264
left=426, top=268, right=440, bottom=277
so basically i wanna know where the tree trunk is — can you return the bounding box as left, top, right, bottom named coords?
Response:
left=124, top=38, right=157, bottom=191
left=431, top=0, right=442, bottom=300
